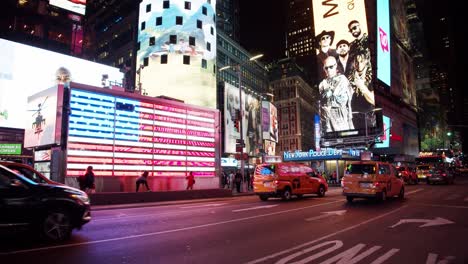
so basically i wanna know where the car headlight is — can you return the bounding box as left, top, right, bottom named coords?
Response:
left=71, top=193, right=90, bottom=204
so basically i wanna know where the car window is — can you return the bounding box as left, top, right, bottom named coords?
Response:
left=346, top=164, right=376, bottom=174
left=379, top=164, right=390, bottom=175
left=257, top=165, right=276, bottom=175
left=8, top=165, right=46, bottom=184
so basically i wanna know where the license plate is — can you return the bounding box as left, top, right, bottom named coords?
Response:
left=264, top=182, right=272, bottom=187
left=359, top=182, right=372, bottom=188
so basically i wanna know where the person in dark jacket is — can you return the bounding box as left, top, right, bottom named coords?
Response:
left=136, top=171, right=151, bottom=192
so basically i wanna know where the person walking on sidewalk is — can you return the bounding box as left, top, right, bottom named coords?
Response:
left=186, top=171, right=195, bottom=190
left=136, top=171, right=151, bottom=192
left=79, top=166, right=95, bottom=194
left=234, top=170, right=242, bottom=193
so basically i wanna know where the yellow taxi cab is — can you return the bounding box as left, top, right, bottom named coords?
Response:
left=253, top=162, right=328, bottom=201
left=341, top=161, right=404, bottom=203
left=416, top=164, right=432, bottom=181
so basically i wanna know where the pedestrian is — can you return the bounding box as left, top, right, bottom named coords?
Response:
left=332, top=171, right=337, bottom=184
left=81, top=166, right=95, bottom=194
left=186, top=171, right=195, bottom=190
left=136, top=171, right=151, bottom=192
left=234, top=170, right=242, bottom=193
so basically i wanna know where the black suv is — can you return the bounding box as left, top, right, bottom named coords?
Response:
left=0, top=165, right=91, bottom=242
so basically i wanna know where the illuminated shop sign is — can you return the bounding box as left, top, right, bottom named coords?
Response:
left=312, top=0, right=377, bottom=139
left=0, top=143, right=21, bottom=155
left=283, top=148, right=362, bottom=161
left=136, top=0, right=217, bottom=108
left=221, top=158, right=237, bottom=167
left=377, top=0, right=391, bottom=87
left=66, top=88, right=218, bottom=178
left=0, top=38, right=123, bottom=129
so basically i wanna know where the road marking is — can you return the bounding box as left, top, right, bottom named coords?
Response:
left=415, top=203, right=468, bottom=209
left=1, top=200, right=344, bottom=255
left=371, top=248, right=400, bottom=264
left=426, top=253, right=456, bottom=264
left=406, top=188, right=424, bottom=195
left=305, top=210, right=346, bottom=222
left=390, top=217, right=454, bottom=228
left=232, top=204, right=279, bottom=212
left=244, top=205, right=408, bottom=264
left=445, top=194, right=460, bottom=200
left=179, top=203, right=226, bottom=209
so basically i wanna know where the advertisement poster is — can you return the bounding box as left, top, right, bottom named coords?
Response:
left=377, top=0, right=391, bottom=87
left=312, top=0, right=376, bottom=137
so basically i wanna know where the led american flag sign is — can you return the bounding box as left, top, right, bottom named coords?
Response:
left=66, top=89, right=217, bottom=178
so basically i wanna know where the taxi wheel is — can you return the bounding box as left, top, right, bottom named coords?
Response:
left=398, top=187, right=405, bottom=200
left=259, top=194, right=269, bottom=201
left=282, top=188, right=292, bottom=201
left=346, top=196, right=354, bottom=203
left=317, top=185, right=326, bottom=197
left=379, top=190, right=387, bottom=202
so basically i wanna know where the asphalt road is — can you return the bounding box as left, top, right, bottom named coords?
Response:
left=1, top=179, right=468, bottom=264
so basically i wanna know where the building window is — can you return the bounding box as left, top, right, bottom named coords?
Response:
left=189, top=36, right=195, bottom=46
left=146, top=4, right=151, bottom=12
left=141, top=21, right=146, bottom=30
left=176, top=16, right=183, bottom=25
left=202, top=59, right=207, bottom=69
left=202, top=6, right=207, bottom=15
left=149, top=37, right=155, bottom=46
left=161, top=54, right=168, bottom=64
left=170, top=35, right=177, bottom=44
left=184, top=1, right=191, bottom=9
left=183, top=55, right=190, bottom=65
left=197, top=20, right=202, bottom=29
left=163, top=0, right=169, bottom=8
left=144, top=57, right=149, bottom=67
left=210, top=26, right=214, bottom=35
left=156, top=17, right=162, bottom=26
left=206, top=42, right=211, bottom=51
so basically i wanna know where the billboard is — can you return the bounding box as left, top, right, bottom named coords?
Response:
left=395, top=45, right=416, bottom=107
left=49, top=0, right=87, bottom=15
left=375, top=115, right=390, bottom=148
left=0, top=38, right=123, bottom=130
left=24, top=86, right=63, bottom=148
left=377, top=0, right=391, bottom=87
left=66, top=87, right=219, bottom=178
left=137, top=0, right=217, bottom=108
left=312, top=0, right=376, bottom=138
left=224, top=83, right=261, bottom=155
left=261, top=101, right=278, bottom=142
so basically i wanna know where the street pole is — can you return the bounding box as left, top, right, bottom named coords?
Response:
left=365, top=112, right=368, bottom=139
left=237, top=65, right=245, bottom=181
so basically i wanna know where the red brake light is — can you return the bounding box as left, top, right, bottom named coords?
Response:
left=442, top=173, right=447, bottom=177
left=274, top=180, right=279, bottom=185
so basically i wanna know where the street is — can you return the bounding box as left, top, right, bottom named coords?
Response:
left=1, top=179, right=468, bottom=264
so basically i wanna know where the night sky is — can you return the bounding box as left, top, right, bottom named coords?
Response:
left=238, top=0, right=286, bottom=62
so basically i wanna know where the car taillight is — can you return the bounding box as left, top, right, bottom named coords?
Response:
left=442, top=173, right=447, bottom=177
left=373, top=182, right=381, bottom=187
left=274, top=180, right=279, bottom=185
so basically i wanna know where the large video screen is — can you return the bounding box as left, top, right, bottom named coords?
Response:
left=312, top=0, right=376, bottom=138
left=261, top=101, right=278, bottom=143
left=395, top=45, right=416, bottom=107
left=0, top=38, right=123, bottom=129
left=49, top=0, right=87, bottom=16
left=66, top=88, right=219, bottom=178
left=224, top=82, right=261, bottom=155
left=377, top=0, right=391, bottom=87
left=137, top=0, right=217, bottom=108
left=375, top=115, right=390, bottom=148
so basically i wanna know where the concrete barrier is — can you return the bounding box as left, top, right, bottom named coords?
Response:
left=89, top=188, right=233, bottom=206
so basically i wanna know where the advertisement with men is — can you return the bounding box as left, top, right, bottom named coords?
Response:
left=312, top=0, right=376, bottom=139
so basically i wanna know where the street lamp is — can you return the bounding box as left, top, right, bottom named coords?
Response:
left=352, top=108, right=382, bottom=139
left=219, top=54, right=263, bottom=182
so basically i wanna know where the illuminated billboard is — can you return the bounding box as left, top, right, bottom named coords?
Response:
left=375, top=115, right=390, bottom=148
left=312, top=0, right=376, bottom=138
left=224, top=82, right=261, bottom=155
left=137, top=0, right=217, bottom=108
left=395, top=46, right=416, bottom=107
left=66, top=87, right=219, bottom=178
left=261, top=101, right=278, bottom=143
left=0, top=38, right=123, bottom=130
left=0, top=143, right=21, bottom=155
left=49, top=0, right=87, bottom=15
left=377, top=0, right=391, bottom=87
left=24, top=86, right=63, bottom=148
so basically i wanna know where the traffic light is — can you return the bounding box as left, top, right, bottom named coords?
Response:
left=233, top=119, right=239, bottom=132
